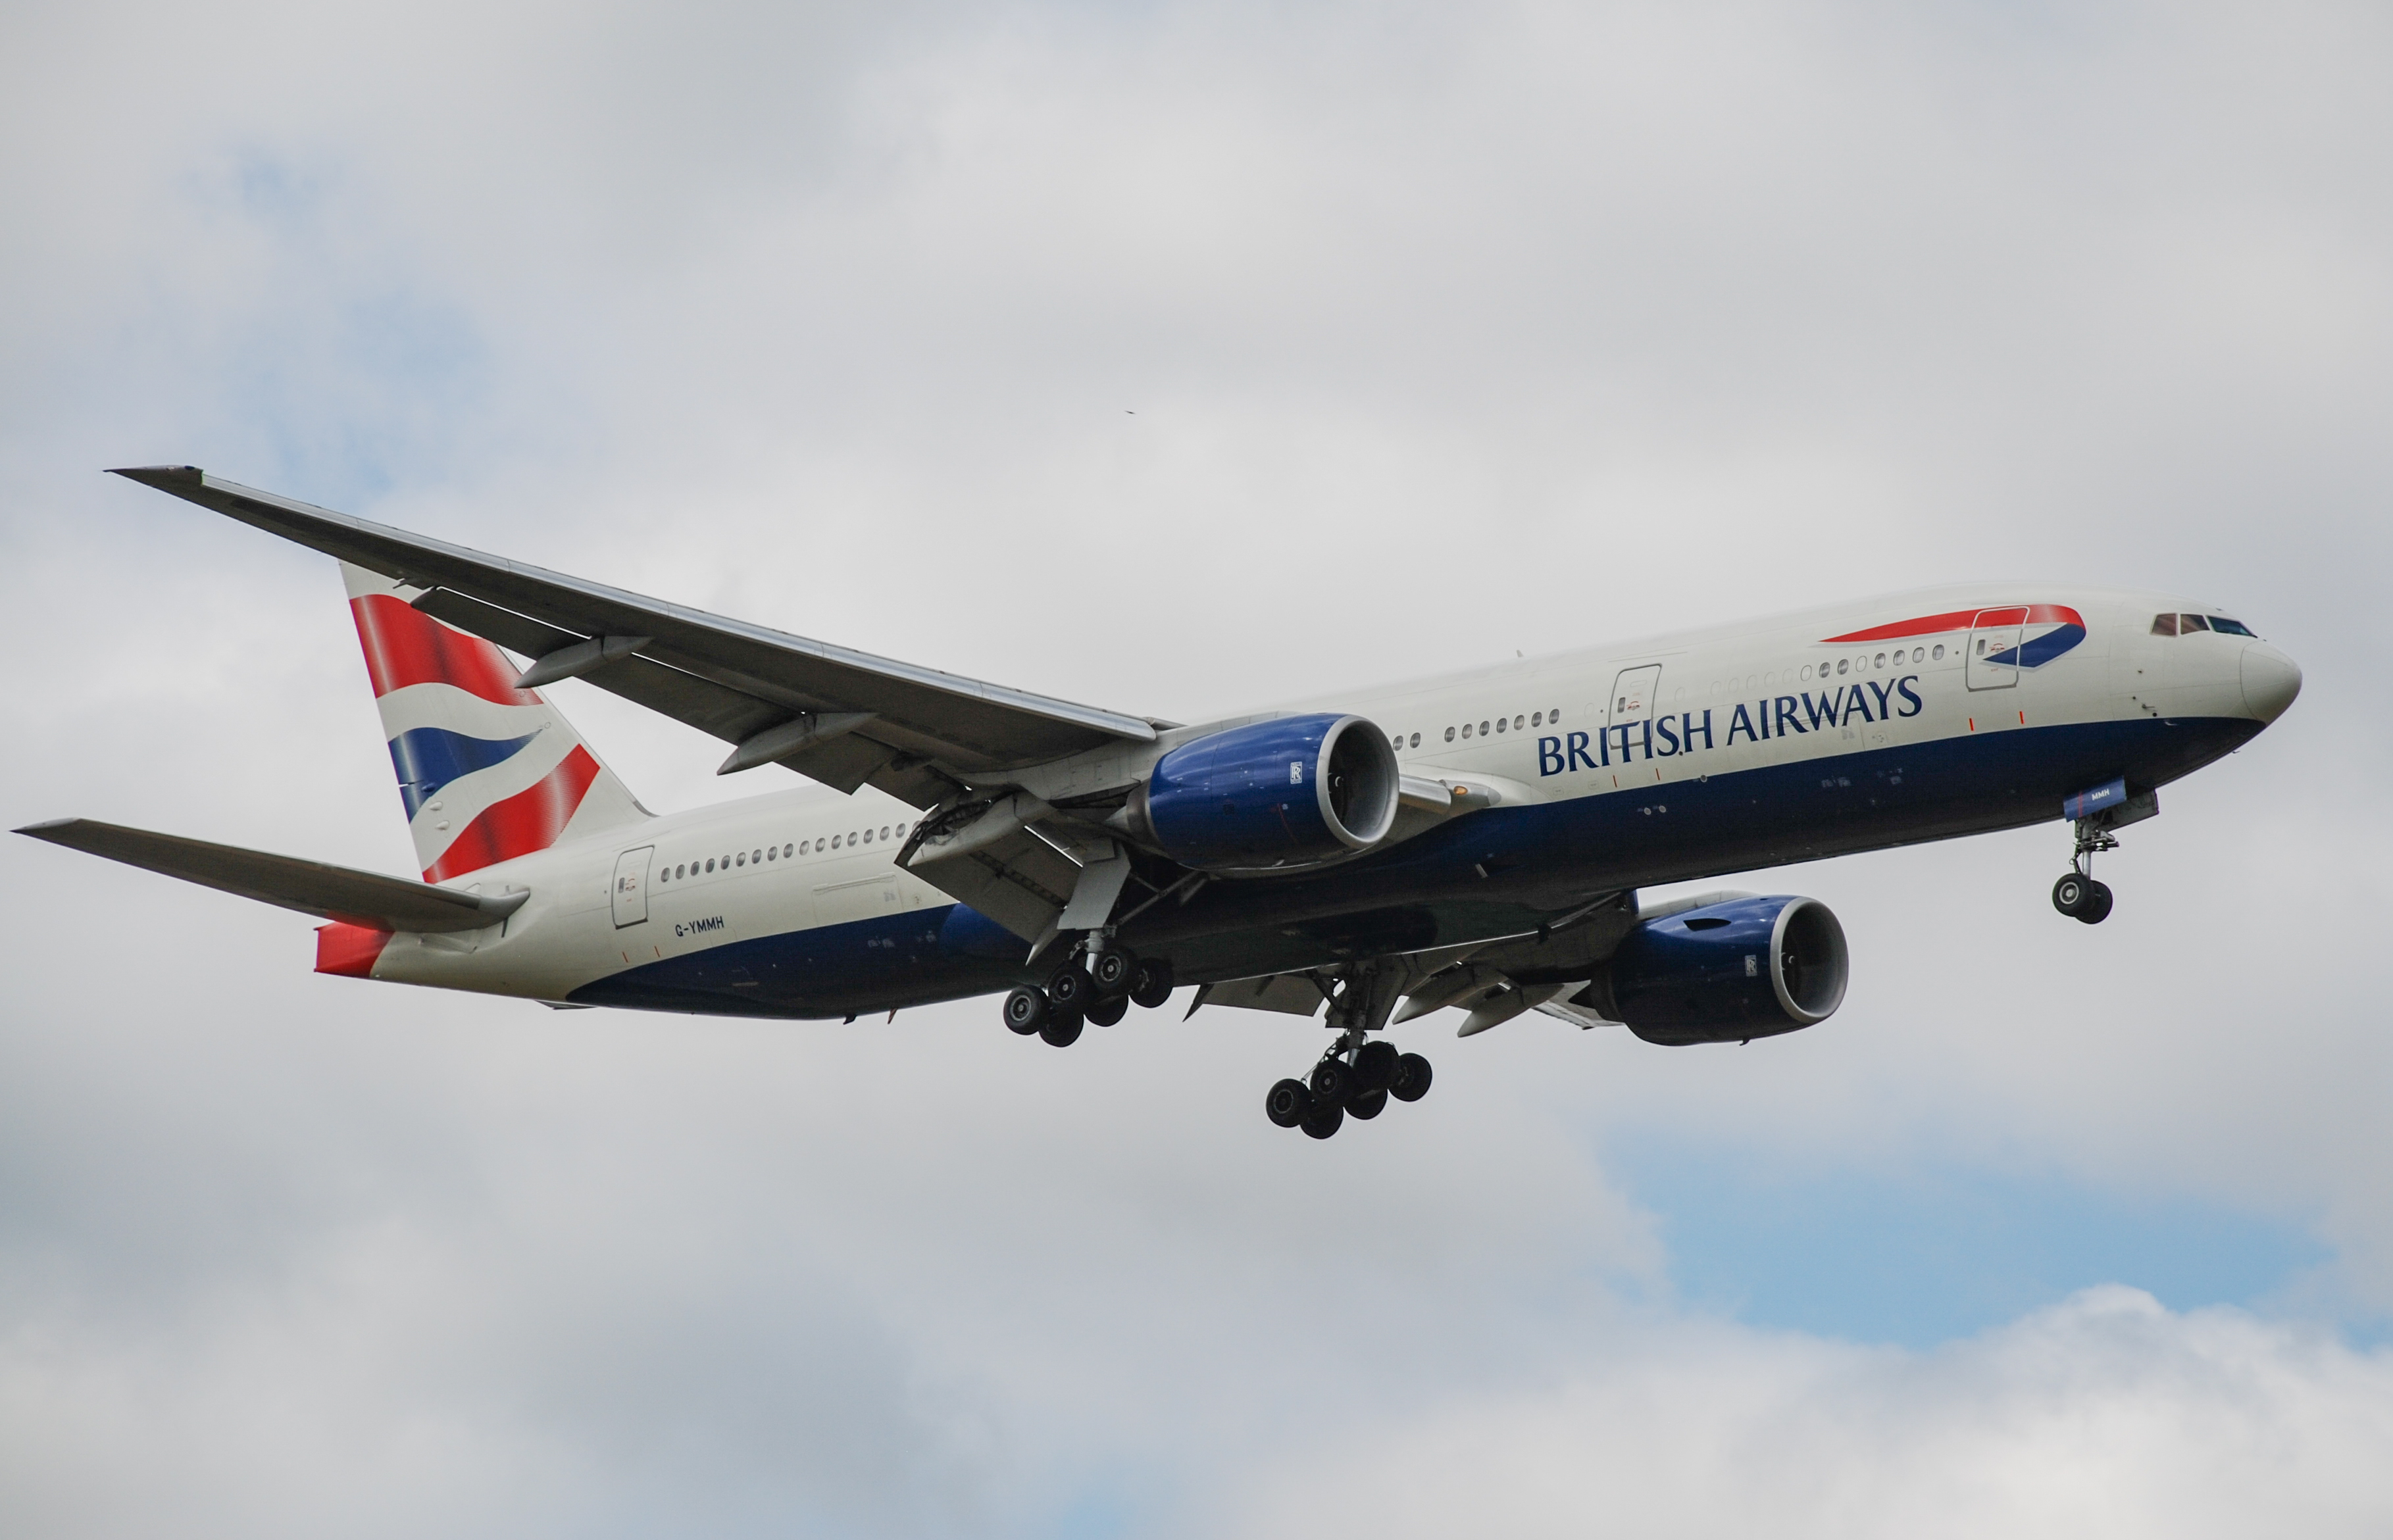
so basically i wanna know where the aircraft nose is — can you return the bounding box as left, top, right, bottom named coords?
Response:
left=2240, top=643, right=2302, bottom=724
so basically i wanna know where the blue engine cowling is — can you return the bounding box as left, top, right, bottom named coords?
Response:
left=1142, top=712, right=1401, bottom=872
left=1599, top=895, right=1850, bottom=1045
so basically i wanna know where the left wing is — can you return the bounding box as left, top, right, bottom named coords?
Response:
left=113, top=466, right=1163, bottom=808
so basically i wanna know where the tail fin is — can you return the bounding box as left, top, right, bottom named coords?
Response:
left=342, top=562, right=648, bottom=881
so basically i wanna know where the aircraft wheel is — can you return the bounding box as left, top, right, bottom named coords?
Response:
left=1309, top=1057, right=1355, bottom=1108
left=1046, top=962, right=1096, bottom=1014
left=2052, top=874, right=2090, bottom=916
left=1389, top=1053, right=1433, bottom=1103
left=1086, top=993, right=1128, bottom=1028
left=1352, top=1040, right=1399, bottom=1091
left=1040, top=1011, right=1084, bottom=1047
left=2075, top=879, right=2115, bottom=925
left=1265, top=1078, right=1313, bottom=1128
left=1001, top=985, right=1048, bottom=1035
left=1090, top=945, right=1136, bottom=996
left=1346, top=1087, right=1388, bottom=1121
left=1299, top=1102, right=1345, bottom=1140
left=1130, top=959, right=1176, bottom=1010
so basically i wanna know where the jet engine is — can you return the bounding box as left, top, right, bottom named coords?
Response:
left=1134, top=712, right=1400, bottom=872
left=1584, top=895, right=1849, bottom=1045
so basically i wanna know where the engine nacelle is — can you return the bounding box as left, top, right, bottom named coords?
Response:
left=1140, top=713, right=1400, bottom=872
left=1594, top=895, right=1849, bottom=1045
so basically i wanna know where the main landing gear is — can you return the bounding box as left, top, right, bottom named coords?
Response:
left=1264, top=1033, right=1432, bottom=1139
left=1000, top=944, right=1174, bottom=1047
left=2052, top=816, right=2119, bottom=925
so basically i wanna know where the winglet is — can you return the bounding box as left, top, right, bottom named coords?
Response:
left=107, top=465, right=207, bottom=492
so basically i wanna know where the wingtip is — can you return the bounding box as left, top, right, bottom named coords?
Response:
left=13, top=818, right=83, bottom=839
left=106, top=464, right=205, bottom=491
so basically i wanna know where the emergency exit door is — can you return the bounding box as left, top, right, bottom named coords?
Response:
left=611, top=845, right=654, bottom=928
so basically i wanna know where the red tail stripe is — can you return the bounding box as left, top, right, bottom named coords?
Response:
left=315, top=922, right=393, bottom=978
left=422, top=745, right=603, bottom=882
left=351, top=593, right=542, bottom=705
left=1824, top=603, right=2084, bottom=644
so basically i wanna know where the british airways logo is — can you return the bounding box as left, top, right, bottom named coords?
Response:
left=1532, top=603, right=2084, bottom=779
left=1538, top=676, right=1923, bottom=776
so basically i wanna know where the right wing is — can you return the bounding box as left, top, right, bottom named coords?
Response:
left=16, top=819, right=522, bottom=933
left=112, top=466, right=1163, bottom=809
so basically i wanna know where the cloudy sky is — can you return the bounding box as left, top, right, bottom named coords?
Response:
left=5, top=1, right=2392, bottom=1533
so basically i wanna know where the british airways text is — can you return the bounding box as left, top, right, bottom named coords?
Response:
left=1538, top=676, right=1925, bottom=776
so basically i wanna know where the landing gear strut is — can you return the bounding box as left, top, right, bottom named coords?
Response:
left=2053, top=819, right=2118, bottom=925
left=994, top=941, right=1177, bottom=1043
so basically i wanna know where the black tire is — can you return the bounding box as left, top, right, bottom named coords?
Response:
left=1352, top=1040, right=1399, bottom=1091
left=1001, top=985, right=1048, bottom=1035
left=1265, top=1078, right=1313, bottom=1128
left=1299, top=1103, right=1345, bottom=1140
left=1310, top=1057, right=1355, bottom=1107
left=2075, top=879, right=2114, bottom=925
left=1046, top=963, right=1096, bottom=1012
left=1039, top=1011, right=1084, bottom=1047
left=1389, top=1052, right=1433, bottom=1103
left=2052, top=874, right=2089, bottom=916
left=1130, top=958, right=1176, bottom=1010
left=1346, top=1087, right=1388, bottom=1120
left=1086, top=993, right=1128, bottom=1028
left=1090, top=945, right=1136, bottom=995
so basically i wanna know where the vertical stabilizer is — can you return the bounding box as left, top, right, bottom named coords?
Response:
left=341, top=562, right=648, bottom=880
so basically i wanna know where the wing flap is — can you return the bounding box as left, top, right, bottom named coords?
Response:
left=16, top=818, right=516, bottom=933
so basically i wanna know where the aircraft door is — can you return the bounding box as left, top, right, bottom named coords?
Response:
left=1967, top=608, right=2025, bottom=691
left=1607, top=665, right=1662, bottom=730
left=611, top=845, right=654, bottom=928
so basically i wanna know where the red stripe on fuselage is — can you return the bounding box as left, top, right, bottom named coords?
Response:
left=315, top=922, right=393, bottom=978
left=422, top=745, right=603, bottom=882
left=351, top=593, right=543, bottom=705
left=1823, top=603, right=2084, bottom=644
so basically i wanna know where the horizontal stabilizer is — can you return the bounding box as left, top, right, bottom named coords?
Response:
left=14, top=818, right=524, bottom=933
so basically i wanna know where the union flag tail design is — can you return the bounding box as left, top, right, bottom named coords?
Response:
left=342, top=562, right=648, bottom=881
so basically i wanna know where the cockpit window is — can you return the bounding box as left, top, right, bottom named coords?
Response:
left=2151, top=613, right=2179, bottom=635
left=2209, top=617, right=2255, bottom=637
left=2179, top=613, right=2209, bottom=632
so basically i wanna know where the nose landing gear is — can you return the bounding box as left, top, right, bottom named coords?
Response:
left=2053, top=806, right=2124, bottom=924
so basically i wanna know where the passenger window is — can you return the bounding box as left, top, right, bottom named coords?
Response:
left=1513, top=715, right=1524, bottom=731
left=2180, top=613, right=2209, bottom=632
left=1409, top=732, right=1421, bottom=747
left=1836, top=658, right=1849, bottom=675
left=784, top=843, right=794, bottom=857
left=1479, top=721, right=1490, bottom=735
left=1549, top=708, right=1559, bottom=722
left=880, top=826, right=891, bottom=841
left=736, top=853, right=745, bottom=866
left=1933, top=644, right=1944, bottom=659
left=1495, top=718, right=1506, bottom=733
left=705, top=858, right=715, bottom=872
left=1531, top=712, right=1542, bottom=726
left=1445, top=726, right=1456, bottom=742
left=1875, top=653, right=1886, bottom=668
left=1462, top=724, right=1473, bottom=739
left=753, top=849, right=762, bottom=862
left=766, top=847, right=775, bottom=861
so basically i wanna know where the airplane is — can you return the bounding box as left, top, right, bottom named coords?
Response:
left=16, top=467, right=2304, bottom=1139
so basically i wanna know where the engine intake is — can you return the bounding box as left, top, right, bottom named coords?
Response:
left=1592, top=895, right=1848, bottom=1045
left=1141, top=713, right=1400, bottom=872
